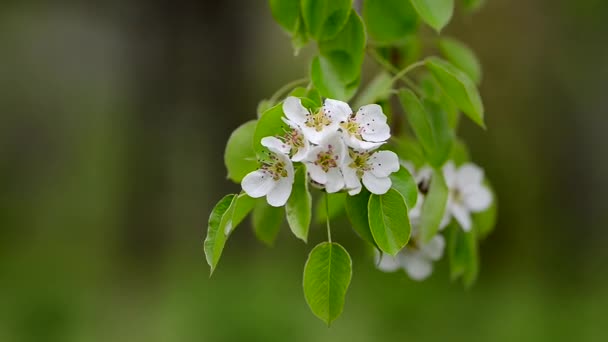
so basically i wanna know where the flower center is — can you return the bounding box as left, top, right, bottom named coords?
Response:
left=348, top=150, right=371, bottom=177
left=340, top=119, right=362, bottom=139
left=313, top=145, right=339, bottom=172
left=283, top=129, right=305, bottom=155
left=261, top=155, right=288, bottom=181
left=305, top=108, right=332, bottom=132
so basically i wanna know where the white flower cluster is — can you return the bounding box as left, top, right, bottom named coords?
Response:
left=376, top=161, right=493, bottom=281
left=242, top=97, right=400, bottom=207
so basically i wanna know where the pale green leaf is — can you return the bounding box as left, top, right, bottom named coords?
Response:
left=311, top=56, right=360, bottom=101
left=204, top=194, right=237, bottom=275
left=425, top=57, right=485, bottom=128
left=253, top=104, right=289, bottom=158
left=448, top=223, right=479, bottom=287
left=419, top=169, right=448, bottom=243
left=390, top=167, right=418, bottom=209
left=368, top=189, right=411, bottom=255
left=352, top=72, right=392, bottom=110
left=301, top=0, right=352, bottom=41
left=286, top=167, right=312, bottom=242
left=363, top=0, right=418, bottom=45
left=315, top=192, right=346, bottom=224
left=232, top=193, right=257, bottom=230
left=303, top=242, right=352, bottom=326
left=224, top=120, right=259, bottom=183
left=252, top=200, right=283, bottom=246
left=409, top=0, right=454, bottom=32
left=439, top=37, right=482, bottom=84
left=344, top=189, right=376, bottom=247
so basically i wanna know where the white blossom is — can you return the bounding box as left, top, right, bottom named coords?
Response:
left=343, top=149, right=400, bottom=195
left=241, top=137, right=294, bottom=207
left=280, top=118, right=311, bottom=162
left=442, top=161, right=493, bottom=231
left=302, top=134, right=346, bottom=193
left=339, top=104, right=391, bottom=150
left=282, top=96, right=349, bottom=145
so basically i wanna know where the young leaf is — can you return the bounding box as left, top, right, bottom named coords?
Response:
left=390, top=167, right=418, bottom=209
left=391, top=136, right=426, bottom=168
left=352, top=72, right=392, bottom=110
left=368, top=189, right=411, bottom=255
left=409, top=0, right=454, bottom=33
left=303, top=242, right=352, bottom=326
left=253, top=104, right=290, bottom=157
left=311, top=56, right=360, bottom=101
left=204, top=194, right=237, bottom=275
left=363, top=0, right=419, bottom=45
left=399, top=89, right=434, bottom=155
left=345, top=189, right=377, bottom=247
left=450, top=139, right=471, bottom=166
left=301, top=0, right=352, bottom=41
left=269, top=0, right=301, bottom=33
left=252, top=200, right=283, bottom=246
left=425, top=57, right=485, bottom=128
left=315, top=192, right=346, bottom=224
left=231, top=193, right=257, bottom=231
left=224, top=120, right=259, bottom=183
left=419, top=169, right=449, bottom=243
left=438, top=37, right=482, bottom=84
left=286, top=167, right=312, bottom=242
left=422, top=99, right=454, bottom=167
left=448, top=223, right=479, bottom=287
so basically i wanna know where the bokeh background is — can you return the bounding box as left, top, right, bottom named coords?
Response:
left=1, top=0, right=607, bottom=341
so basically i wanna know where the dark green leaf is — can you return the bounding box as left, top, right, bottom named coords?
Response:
left=363, top=0, right=418, bottom=45
left=204, top=194, right=237, bottom=275
left=269, top=0, right=300, bottom=33
left=252, top=200, right=283, bottom=246
left=311, top=56, right=360, bottom=101
left=390, top=167, right=418, bottom=209
left=301, top=0, right=352, bottom=41
left=409, top=0, right=454, bottom=32
left=462, top=0, right=485, bottom=12
left=425, top=57, right=485, bottom=128
left=439, top=37, right=482, bottom=84
left=448, top=223, right=479, bottom=287
left=368, top=189, right=411, bottom=255
left=286, top=167, right=312, bottom=242
left=303, top=242, right=352, bottom=326
left=224, top=120, right=259, bottom=183
left=419, top=169, right=448, bottom=243
left=344, top=189, right=376, bottom=247
left=422, top=99, right=454, bottom=167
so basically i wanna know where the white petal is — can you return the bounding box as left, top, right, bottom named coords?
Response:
left=300, top=126, right=332, bottom=145
left=306, top=163, right=327, bottom=184
left=266, top=178, right=292, bottom=207
left=325, top=168, right=345, bottom=193
left=343, top=133, right=384, bottom=150
left=323, top=99, right=352, bottom=122
left=451, top=203, right=472, bottom=231
left=261, top=136, right=290, bottom=155
left=369, top=151, right=400, bottom=178
left=291, top=137, right=310, bottom=162
left=408, top=195, right=424, bottom=223
left=361, top=123, right=390, bottom=143
left=342, top=162, right=361, bottom=191
left=282, top=96, right=308, bottom=126
left=362, top=173, right=392, bottom=195
left=348, top=186, right=362, bottom=196
left=401, top=251, right=433, bottom=281
left=443, top=161, right=457, bottom=189
left=456, top=163, right=484, bottom=189
left=241, top=170, right=275, bottom=198
left=463, top=185, right=492, bottom=212
left=421, top=235, right=445, bottom=261
left=356, top=104, right=387, bottom=123
left=375, top=252, right=401, bottom=272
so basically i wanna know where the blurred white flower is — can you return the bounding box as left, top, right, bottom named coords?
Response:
left=442, top=161, right=493, bottom=231
left=343, top=149, right=400, bottom=195
left=241, top=137, right=294, bottom=207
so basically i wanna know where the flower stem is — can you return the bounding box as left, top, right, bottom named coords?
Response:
left=389, top=60, right=426, bottom=85
left=268, top=78, right=309, bottom=104
left=367, top=49, right=424, bottom=95
left=325, top=192, right=332, bottom=243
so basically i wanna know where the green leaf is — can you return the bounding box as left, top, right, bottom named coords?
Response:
left=344, top=189, right=376, bottom=247
left=409, top=0, right=454, bottom=32
left=419, top=169, right=448, bottom=243
left=311, top=56, right=360, bottom=101
left=368, top=189, right=411, bottom=255
left=252, top=200, right=283, bottom=246
left=419, top=73, right=460, bottom=128
left=352, top=72, right=392, bottom=110
left=363, top=0, right=418, bottom=45
left=450, top=139, right=471, bottom=166
left=286, top=167, right=312, bottom=242
left=390, top=167, right=418, bottom=209
left=462, top=0, right=485, bottom=12
left=224, top=120, right=259, bottom=183
left=303, top=242, right=352, bottom=326
left=448, top=223, right=479, bottom=287
left=204, top=194, right=237, bottom=275
left=291, top=15, right=310, bottom=55
left=390, top=136, right=426, bottom=168
left=473, top=181, right=497, bottom=239
left=232, top=193, right=257, bottom=230
left=301, top=0, right=352, bottom=41
left=269, top=0, right=300, bottom=33
left=315, top=192, right=346, bottom=224
left=438, top=37, right=482, bottom=84
left=253, top=104, right=289, bottom=158
left=399, top=89, right=453, bottom=167
left=425, top=57, right=485, bottom=127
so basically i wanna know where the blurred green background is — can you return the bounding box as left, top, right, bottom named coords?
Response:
left=1, top=0, right=607, bottom=341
